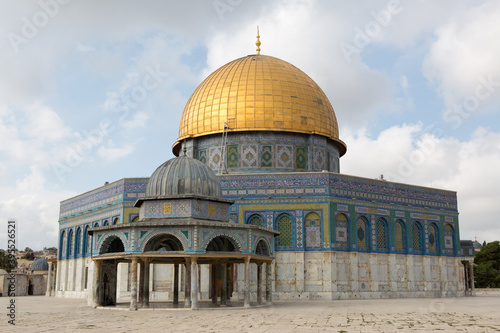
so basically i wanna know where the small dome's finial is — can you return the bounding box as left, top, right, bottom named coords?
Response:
left=256, top=26, right=261, bottom=55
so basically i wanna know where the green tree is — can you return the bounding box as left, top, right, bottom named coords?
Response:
left=0, top=250, right=17, bottom=272
left=474, top=241, right=500, bottom=288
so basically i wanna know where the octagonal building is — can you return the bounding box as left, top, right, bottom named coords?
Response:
left=53, top=39, right=467, bottom=307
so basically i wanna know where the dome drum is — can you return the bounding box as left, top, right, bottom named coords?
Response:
left=180, top=131, right=340, bottom=174
left=173, top=54, right=346, bottom=159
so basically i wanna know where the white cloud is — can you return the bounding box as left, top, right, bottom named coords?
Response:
left=341, top=124, right=500, bottom=243
left=423, top=1, right=500, bottom=114
left=0, top=167, right=76, bottom=250
left=204, top=0, right=393, bottom=128
left=97, top=139, right=138, bottom=163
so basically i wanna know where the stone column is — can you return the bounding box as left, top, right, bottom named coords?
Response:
left=173, top=263, right=179, bottom=305
left=138, top=261, right=145, bottom=304
left=191, top=257, right=199, bottom=310
left=211, top=263, right=217, bottom=305
left=266, top=262, right=273, bottom=304
left=257, top=263, right=263, bottom=305
left=92, top=260, right=101, bottom=308
left=46, top=262, right=53, bottom=296
left=130, top=257, right=138, bottom=311
left=184, top=259, right=191, bottom=308
left=469, top=261, right=475, bottom=295
left=244, top=257, right=251, bottom=308
left=221, top=262, right=228, bottom=306
left=464, top=262, right=470, bottom=295
left=143, top=258, right=150, bottom=308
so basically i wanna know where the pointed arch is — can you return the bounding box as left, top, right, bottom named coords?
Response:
left=59, top=230, right=66, bottom=260
left=305, top=212, right=321, bottom=249
left=75, top=227, right=82, bottom=258
left=276, top=213, right=294, bottom=248
left=412, top=221, right=423, bottom=254
left=394, top=219, right=406, bottom=253
left=82, top=225, right=89, bottom=256
left=247, top=214, right=264, bottom=227
left=99, top=236, right=125, bottom=254
left=67, top=229, right=74, bottom=258
left=255, top=238, right=270, bottom=256
left=428, top=223, right=439, bottom=254
left=144, top=233, right=184, bottom=252
left=334, top=213, right=349, bottom=250
left=444, top=224, right=455, bottom=255
left=356, top=216, right=369, bottom=251
left=206, top=235, right=240, bottom=252
left=376, top=218, right=388, bottom=252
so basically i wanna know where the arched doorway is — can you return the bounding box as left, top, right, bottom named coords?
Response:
left=97, top=236, right=125, bottom=306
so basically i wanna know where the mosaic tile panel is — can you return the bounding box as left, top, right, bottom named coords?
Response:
left=277, top=215, right=293, bottom=247
left=336, top=213, right=349, bottom=250
left=276, top=144, right=293, bottom=169
left=261, top=145, right=273, bottom=168
left=356, top=218, right=367, bottom=250
left=227, top=145, right=238, bottom=169
left=395, top=221, right=405, bottom=251
left=209, top=147, right=222, bottom=170
left=240, top=144, right=258, bottom=168
left=313, top=147, right=326, bottom=171
left=444, top=224, right=454, bottom=255
left=429, top=224, right=438, bottom=253
left=296, top=216, right=303, bottom=247
left=412, top=223, right=423, bottom=253
left=296, top=146, right=307, bottom=169
left=198, top=148, right=207, bottom=164
left=376, top=220, right=387, bottom=251
left=305, top=225, right=321, bottom=248
left=248, top=214, right=264, bottom=227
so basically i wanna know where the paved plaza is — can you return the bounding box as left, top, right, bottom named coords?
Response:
left=1, top=294, right=500, bottom=332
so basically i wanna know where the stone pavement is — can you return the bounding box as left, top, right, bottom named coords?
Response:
left=1, top=295, right=499, bottom=332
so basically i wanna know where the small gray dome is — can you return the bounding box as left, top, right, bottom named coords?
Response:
left=146, top=155, right=221, bottom=198
left=30, top=258, right=48, bottom=271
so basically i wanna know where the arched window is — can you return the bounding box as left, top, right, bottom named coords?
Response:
left=75, top=227, right=81, bottom=257
left=428, top=223, right=439, bottom=254
left=93, top=221, right=99, bottom=227
left=82, top=226, right=89, bottom=256
left=113, top=217, right=119, bottom=225
left=131, top=216, right=139, bottom=222
left=376, top=218, right=388, bottom=252
left=335, top=213, right=349, bottom=250
left=394, top=220, right=406, bottom=252
left=305, top=212, right=321, bottom=249
left=247, top=214, right=264, bottom=227
left=103, top=219, right=109, bottom=226
left=444, top=224, right=455, bottom=255
left=276, top=214, right=293, bottom=247
left=356, top=217, right=368, bottom=251
left=67, top=229, right=74, bottom=257
left=412, top=222, right=423, bottom=254
left=60, top=231, right=66, bottom=260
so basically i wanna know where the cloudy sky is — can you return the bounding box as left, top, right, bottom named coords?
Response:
left=1, top=0, right=499, bottom=250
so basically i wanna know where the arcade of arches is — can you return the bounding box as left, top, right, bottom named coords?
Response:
left=91, top=233, right=274, bottom=310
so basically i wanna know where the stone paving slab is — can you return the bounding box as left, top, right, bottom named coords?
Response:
left=1, top=295, right=500, bottom=332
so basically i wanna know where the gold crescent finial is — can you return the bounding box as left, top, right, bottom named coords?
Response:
left=256, top=26, right=261, bottom=55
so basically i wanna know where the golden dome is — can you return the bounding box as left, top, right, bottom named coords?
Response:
left=173, top=54, right=346, bottom=156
